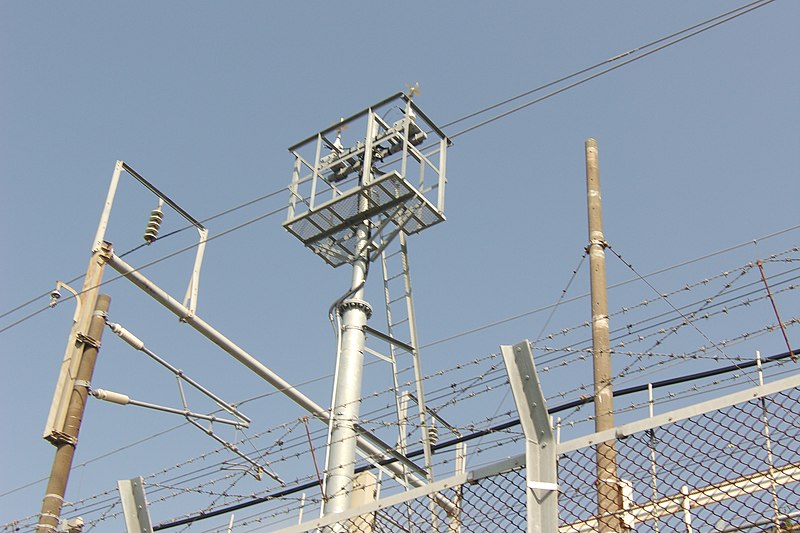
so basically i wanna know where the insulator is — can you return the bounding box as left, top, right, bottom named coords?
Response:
left=143, top=207, right=163, bottom=244
left=428, top=421, right=439, bottom=446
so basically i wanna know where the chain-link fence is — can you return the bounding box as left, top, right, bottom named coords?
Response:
left=281, top=375, right=800, bottom=532
left=559, top=380, right=800, bottom=532
left=275, top=464, right=526, bottom=532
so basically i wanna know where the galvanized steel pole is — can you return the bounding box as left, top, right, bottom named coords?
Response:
left=585, top=138, right=622, bottom=531
left=37, top=294, right=111, bottom=532
left=324, top=223, right=372, bottom=515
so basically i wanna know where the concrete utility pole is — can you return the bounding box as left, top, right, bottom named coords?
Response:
left=38, top=294, right=111, bottom=532
left=585, top=138, right=623, bottom=531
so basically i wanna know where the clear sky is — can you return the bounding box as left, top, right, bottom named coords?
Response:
left=2, top=1, right=799, bottom=530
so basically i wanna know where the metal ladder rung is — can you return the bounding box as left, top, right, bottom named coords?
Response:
left=388, top=295, right=407, bottom=305
left=390, top=318, right=409, bottom=327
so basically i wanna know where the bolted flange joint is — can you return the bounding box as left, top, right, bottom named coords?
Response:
left=338, top=298, right=372, bottom=319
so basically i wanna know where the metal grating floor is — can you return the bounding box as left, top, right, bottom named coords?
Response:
left=284, top=171, right=444, bottom=267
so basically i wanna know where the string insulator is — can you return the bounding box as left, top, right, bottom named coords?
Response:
left=143, top=207, right=163, bottom=244
left=427, top=420, right=439, bottom=446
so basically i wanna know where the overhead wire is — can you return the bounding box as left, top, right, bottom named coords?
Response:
left=448, top=0, right=776, bottom=139
left=421, top=228, right=800, bottom=350
left=5, top=247, right=794, bottom=505
left=439, top=0, right=772, bottom=132
left=146, top=344, right=800, bottom=531
left=3, top=0, right=789, bottom=525
left=0, top=0, right=782, bottom=335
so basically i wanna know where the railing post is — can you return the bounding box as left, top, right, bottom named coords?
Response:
left=501, top=340, right=558, bottom=533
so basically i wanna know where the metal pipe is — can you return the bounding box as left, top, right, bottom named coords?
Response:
left=108, top=252, right=328, bottom=418
left=324, top=220, right=371, bottom=515
left=91, top=388, right=242, bottom=426
left=106, top=252, right=430, bottom=490
left=107, top=321, right=250, bottom=425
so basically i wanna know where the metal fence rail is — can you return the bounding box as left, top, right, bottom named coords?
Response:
left=275, top=459, right=526, bottom=533
left=559, top=379, right=800, bottom=532
left=281, top=373, right=800, bottom=532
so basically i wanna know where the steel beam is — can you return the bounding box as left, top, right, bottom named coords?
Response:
left=106, top=252, right=428, bottom=488
left=501, top=340, right=558, bottom=533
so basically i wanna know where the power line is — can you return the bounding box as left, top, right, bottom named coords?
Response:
left=439, top=0, right=772, bottom=132
left=152, top=345, right=798, bottom=530
left=421, top=224, right=800, bottom=349
left=0, top=0, right=779, bottom=329
left=449, top=0, right=776, bottom=138
left=4, top=243, right=794, bottom=501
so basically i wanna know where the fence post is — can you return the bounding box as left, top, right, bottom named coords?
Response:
left=501, top=340, right=558, bottom=533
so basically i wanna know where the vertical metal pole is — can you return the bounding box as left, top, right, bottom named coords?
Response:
left=324, top=221, right=371, bottom=516
left=648, top=383, right=660, bottom=533
left=324, top=112, right=375, bottom=516
left=681, top=485, right=693, bottom=533
left=501, top=341, right=558, bottom=533
left=118, top=476, right=154, bottom=533
left=585, top=138, right=622, bottom=531
left=37, top=294, right=111, bottom=532
left=757, top=351, right=782, bottom=530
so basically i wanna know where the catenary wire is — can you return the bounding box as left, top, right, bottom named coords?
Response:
left=1, top=0, right=788, bottom=523
left=438, top=0, right=772, bottom=131
left=0, top=245, right=796, bottom=497
left=0, top=0, right=779, bottom=329
left=448, top=0, right=776, bottom=139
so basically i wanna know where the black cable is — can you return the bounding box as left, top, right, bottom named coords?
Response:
left=153, top=345, right=797, bottom=530
left=440, top=0, right=770, bottom=131
left=449, top=0, right=775, bottom=139
left=0, top=0, right=778, bottom=327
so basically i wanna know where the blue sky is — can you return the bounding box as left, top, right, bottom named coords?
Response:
left=2, top=2, right=799, bottom=529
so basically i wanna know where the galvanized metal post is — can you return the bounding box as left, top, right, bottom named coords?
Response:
left=37, top=294, right=111, bottom=532
left=324, top=111, right=376, bottom=515
left=118, top=477, right=154, bottom=533
left=585, top=138, right=622, bottom=531
left=324, top=220, right=372, bottom=515
left=501, top=340, right=557, bottom=533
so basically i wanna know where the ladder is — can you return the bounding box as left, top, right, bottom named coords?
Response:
left=378, top=232, right=436, bottom=483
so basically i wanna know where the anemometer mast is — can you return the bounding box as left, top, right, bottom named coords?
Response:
left=285, top=92, right=449, bottom=515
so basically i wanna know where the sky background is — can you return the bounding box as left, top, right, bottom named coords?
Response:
left=2, top=1, right=799, bottom=530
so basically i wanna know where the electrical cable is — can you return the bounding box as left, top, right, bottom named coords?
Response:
left=9, top=242, right=782, bottom=502
left=2, top=1, right=788, bottom=523
left=151, top=345, right=799, bottom=530
left=0, top=0, right=781, bottom=330
left=449, top=0, right=776, bottom=139
left=439, top=0, right=772, bottom=131
left=420, top=225, right=800, bottom=350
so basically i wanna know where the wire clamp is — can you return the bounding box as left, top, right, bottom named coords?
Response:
left=585, top=239, right=609, bottom=253
left=76, top=332, right=101, bottom=349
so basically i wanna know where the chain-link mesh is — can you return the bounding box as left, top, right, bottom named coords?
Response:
left=560, top=386, right=800, bottom=532
left=290, top=468, right=526, bottom=532
left=287, top=384, right=800, bottom=532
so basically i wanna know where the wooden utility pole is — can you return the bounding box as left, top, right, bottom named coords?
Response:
left=37, top=294, right=111, bottom=532
left=585, top=138, right=623, bottom=531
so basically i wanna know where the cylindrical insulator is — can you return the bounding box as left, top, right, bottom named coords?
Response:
left=108, top=322, right=145, bottom=350
left=92, top=389, right=130, bottom=405
left=143, top=207, right=163, bottom=244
